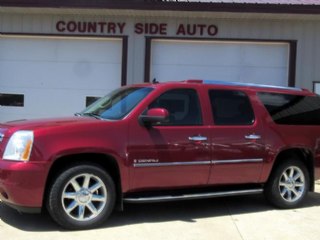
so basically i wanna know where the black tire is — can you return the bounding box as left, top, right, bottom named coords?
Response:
left=265, top=158, right=309, bottom=209
left=47, top=164, right=116, bottom=230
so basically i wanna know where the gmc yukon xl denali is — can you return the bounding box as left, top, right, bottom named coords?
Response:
left=1, top=80, right=320, bottom=229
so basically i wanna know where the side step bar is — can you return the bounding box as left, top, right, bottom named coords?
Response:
left=123, top=189, right=263, bottom=203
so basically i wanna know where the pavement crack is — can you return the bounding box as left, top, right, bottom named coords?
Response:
left=225, top=200, right=245, bottom=240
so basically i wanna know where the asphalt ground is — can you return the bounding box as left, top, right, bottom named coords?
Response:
left=1, top=183, right=320, bottom=240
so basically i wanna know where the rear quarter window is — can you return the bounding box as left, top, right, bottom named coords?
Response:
left=257, top=92, right=320, bottom=125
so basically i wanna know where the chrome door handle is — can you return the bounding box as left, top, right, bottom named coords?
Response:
left=245, top=134, right=261, bottom=140
left=189, top=135, right=208, bottom=141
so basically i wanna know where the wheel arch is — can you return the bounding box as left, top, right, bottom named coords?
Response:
left=270, top=148, right=314, bottom=191
left=43, top=152, right=123, bottom=211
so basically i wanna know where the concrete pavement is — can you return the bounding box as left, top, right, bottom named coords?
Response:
left=1, top=184, right=320, bottom=240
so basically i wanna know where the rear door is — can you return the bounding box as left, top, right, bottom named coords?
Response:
left=208, top=89, right=266, bottom=184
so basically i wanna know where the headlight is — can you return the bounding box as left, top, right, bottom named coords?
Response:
left=3, top=131, right=34, bottom=162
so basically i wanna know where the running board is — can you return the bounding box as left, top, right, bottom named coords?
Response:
left=123, top=189, right=263, bottom=203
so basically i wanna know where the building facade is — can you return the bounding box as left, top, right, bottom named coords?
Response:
left=0, top=0, right=320, bottom=121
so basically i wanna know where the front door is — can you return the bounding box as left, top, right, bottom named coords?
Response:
left=128, top=88, right=211, bottom=191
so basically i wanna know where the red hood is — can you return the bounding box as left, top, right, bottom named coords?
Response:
left=0, top=117, right=101, bottom=134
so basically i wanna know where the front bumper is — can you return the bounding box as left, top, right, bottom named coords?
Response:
left=0, top=160, right=47, bottom=213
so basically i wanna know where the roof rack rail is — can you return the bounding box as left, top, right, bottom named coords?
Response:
left=203, top=80, right=303, bottom=91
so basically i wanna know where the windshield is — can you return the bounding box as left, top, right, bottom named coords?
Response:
left=80, top=87, right=153, bottom=120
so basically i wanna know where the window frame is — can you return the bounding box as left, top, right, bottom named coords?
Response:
left=208, top=89, right=256, bottom=126
left=146, top=88, right=203, bottom=127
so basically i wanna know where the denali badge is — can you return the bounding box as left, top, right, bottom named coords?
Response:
left=134, top=159, right=159, bottom=163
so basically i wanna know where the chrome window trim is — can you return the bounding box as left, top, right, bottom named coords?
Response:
left=211, top=158, right=263, bottom=165
left=133, top=160, right=211, bottom=168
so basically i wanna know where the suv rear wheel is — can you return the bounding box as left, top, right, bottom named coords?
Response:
left=47, top=164, right=116, bottom=230
left=265, top=158, right=309, bottom=209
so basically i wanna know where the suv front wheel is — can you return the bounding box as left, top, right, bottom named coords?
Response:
left=265, top=158, right=309, bottom=209
left=47, top=164, right=116, bottom=230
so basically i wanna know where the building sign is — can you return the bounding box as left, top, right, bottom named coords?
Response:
left=56, top=21, right=218, bottom=37
left=56, top=21, right=126, bottom=34
left=134, top=23, right=218, bottom=36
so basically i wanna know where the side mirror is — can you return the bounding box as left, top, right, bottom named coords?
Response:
left=139, top=108, right=169, bottom=127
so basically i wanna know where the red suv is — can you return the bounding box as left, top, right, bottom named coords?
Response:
left=1, top=80, right=320, bottom=229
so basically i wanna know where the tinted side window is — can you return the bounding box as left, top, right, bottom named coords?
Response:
left=257, top=92, right=320, bottom=125
left=209, top=90, right=255, bottom=125
left=149, top=89, right=202, bottom=126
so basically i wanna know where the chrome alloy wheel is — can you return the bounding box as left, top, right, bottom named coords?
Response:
left=62, top=173, right=107, bottom=221
left=278, top=166, right=305, bottom=202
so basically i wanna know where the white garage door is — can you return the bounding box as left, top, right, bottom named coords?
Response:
left=150, top=39, right=289, bottom=86
left=0, top=35, right=123, bottom=122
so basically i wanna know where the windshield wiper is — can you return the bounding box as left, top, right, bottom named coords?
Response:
left=74, top=112, right=103, bottom=120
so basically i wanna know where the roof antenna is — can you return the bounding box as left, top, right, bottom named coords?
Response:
left=152, top=78, right=159, bottom=84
